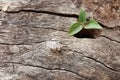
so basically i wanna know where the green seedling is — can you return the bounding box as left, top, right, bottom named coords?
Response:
left=68, top=9, right=102, bottom=36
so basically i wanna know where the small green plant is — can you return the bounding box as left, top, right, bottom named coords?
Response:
left=68, top=9, right=102, bottom=36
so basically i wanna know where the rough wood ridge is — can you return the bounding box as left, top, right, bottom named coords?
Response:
left=0, top=0, right=120, bottom=80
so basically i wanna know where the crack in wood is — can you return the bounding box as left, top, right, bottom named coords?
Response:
left=0, top=42, right=31, bottom=45
left=0, top=40, right=59, bottom=45
left=0, top=43, right=24, bottom=45
left=0, top=9, right=118, bottom=30
left=65, top=48, right=120, bottom=74
left=1, top=61, right=91, bottom=80
left=84, top=56, right=120, bottom=74
left=0, top=8, right=119, bottom=33
left=0, top=9, right=78, bottom=18
left=99, top=22, right=120, bottom=30
left=98, top=35, right=120, bottom=43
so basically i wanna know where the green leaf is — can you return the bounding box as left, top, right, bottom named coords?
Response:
left=78, top=9, right=87, bottom=23
left=68, top=23, right=83, bottom=35
left=84, top=20, right=102, bottom=29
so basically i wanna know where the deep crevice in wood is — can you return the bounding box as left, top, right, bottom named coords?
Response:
left=0, top=9, right=119, bottom=30
left=98, top=35, right=120, bottom=43
left=71, top=50, right=120, bottom=74
left=1, top=61, right=91, bottom=80
left=1, top=9, right=78, bottom=18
